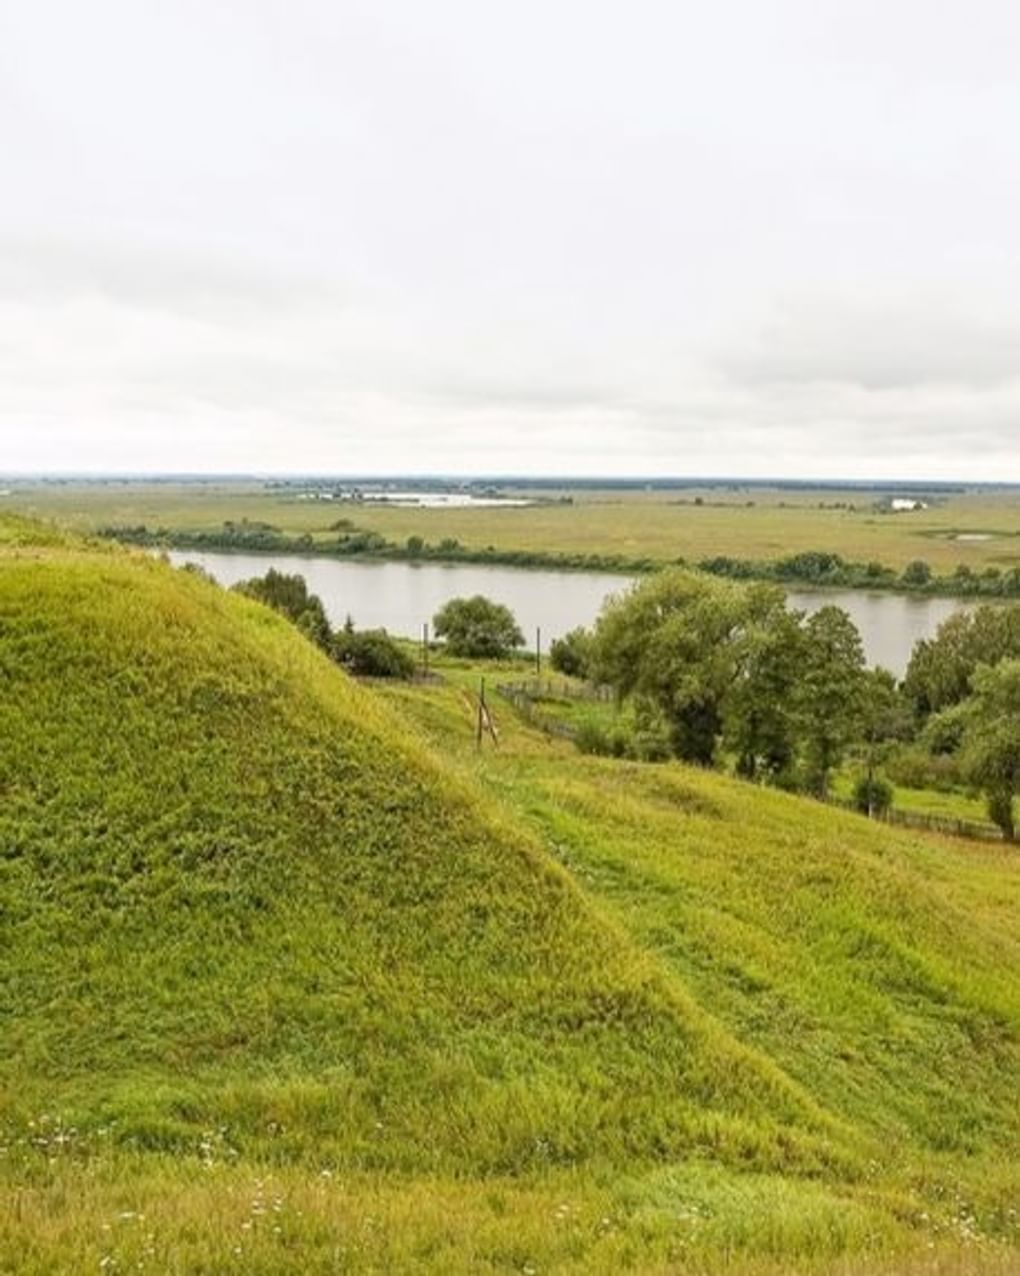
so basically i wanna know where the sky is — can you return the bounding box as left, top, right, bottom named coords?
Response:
left=1, top=1, right=1019, bottom=480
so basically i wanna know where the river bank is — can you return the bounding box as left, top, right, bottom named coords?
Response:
left=161, top=546, right=982, bottom=675
left=105, top=524, right=1020, bottom=601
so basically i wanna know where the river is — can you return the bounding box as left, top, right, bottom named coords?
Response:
left=168, top=550, right=974, bottom=676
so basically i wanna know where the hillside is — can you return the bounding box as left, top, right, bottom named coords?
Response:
left=1, top=519, right=1017, bottom=1273
left=382, top=671, right=1019, bottom=1154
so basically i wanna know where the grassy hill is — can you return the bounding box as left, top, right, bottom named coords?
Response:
left=1, top=518, right=1017, bottom=1273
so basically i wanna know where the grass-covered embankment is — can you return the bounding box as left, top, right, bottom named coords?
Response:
left=1, top=515, right=1017, bottom=1272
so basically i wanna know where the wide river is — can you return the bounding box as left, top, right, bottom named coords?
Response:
left=169, top=550, right=974, bottom=676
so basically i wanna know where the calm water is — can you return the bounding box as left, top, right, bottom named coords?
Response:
left=169, top=550, right=973, bottom=676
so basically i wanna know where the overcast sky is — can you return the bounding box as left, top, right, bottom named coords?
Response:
left=2, top=1, right=1019, bottom=479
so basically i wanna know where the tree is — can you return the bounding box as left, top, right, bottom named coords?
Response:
left=856, top=667, right=910, bottom=815
left=961, top=659, right=1020, bottom=840
left=549, top=626, right=593, bottom=678
left=590, top=570, right=750, bottom=765
left=722, top=585, right=805, bottom=782
left=795, top=606, right=866, bottom=796
left=901, top=559, right=933, bottom=588
left=432, top=595, right=525, bottom=658
left=903, top=603, right=1020, bottom=717
left=233, top=569, right=331, bottom=651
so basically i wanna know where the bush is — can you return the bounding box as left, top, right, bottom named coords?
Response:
left=433, top=595, right=525, bottom=658
left=632, top=727, right=671, bottom=762
left=573, top=722, right=616, bottom=756
left=333, top=625, right=415, bottom=678
left=549, top=627, right=592, bottom=678
left=852, top=775, right=894, bottom=816
left=884, top=745, right=964, bottom=792
left=921, top=703, right=970, bottom=755
left=901, top=559, right=933, bottom=588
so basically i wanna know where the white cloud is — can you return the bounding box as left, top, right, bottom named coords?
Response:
left=1, top=1, right=1019, bottom=478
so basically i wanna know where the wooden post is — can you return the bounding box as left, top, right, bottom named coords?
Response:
left=422, top=622, right=429, bottom=677
left=535, top=626, right=541, bottom=677
left=476, top=677, right=485, bottom=749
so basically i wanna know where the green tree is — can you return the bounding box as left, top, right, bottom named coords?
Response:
left=549, top=626, right=593, bottom=678
left=902, top=603, right=1020, bottom=717
left=961, top=659, right=1020, bottom=841
left=590, top=570, right=750, bottom=765
left=722, top=585, right=804, bottom=782
left=856, top=667, right=910, bottom=815
left=233, top=569, right=331, bottom=651
left=795, top=606, right=866, bottom=796
left=433, top=595, right=525, bottom=658
left=901, top=559, right=933, bottom=588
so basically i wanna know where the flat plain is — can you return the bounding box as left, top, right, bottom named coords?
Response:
left=5, top=479, right=1020, bottom=572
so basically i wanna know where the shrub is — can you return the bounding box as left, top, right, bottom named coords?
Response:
left=333, top=625, right=414, bottom=678
left=549, top=627, right=592, bottom=678
left=852, top=775, right=894, bottom=816
left=901, top=560, right=933, bottom=588
left=433, top=595, right=524, bottom=658
left=574, top=722, right=612, bottom=756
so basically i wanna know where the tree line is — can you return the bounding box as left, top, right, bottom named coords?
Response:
left=216, top=570, right=525, bottom=676
left=547, top=570, right=1019, bottom=840
left=229, top=568, right=416, bottom=679
left=105, top=521, right=1020, bottom=599
left=187, top=558, right=1019, bottom=838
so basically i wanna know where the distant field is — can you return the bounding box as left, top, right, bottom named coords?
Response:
left=5, top=478, right=1020, bottom=571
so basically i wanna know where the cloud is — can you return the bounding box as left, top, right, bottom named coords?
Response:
left=716, top=291, right=1020, bottom=391
left=1, top=2, right=1020, bottom=479
left=0, top=236, right=352, bottom=323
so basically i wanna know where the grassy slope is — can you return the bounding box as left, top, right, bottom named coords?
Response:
left=1, top=530, right=828, bottom=1171
left=7, top=479, right=1020, bottom=571
left=1, top=520, right=1017, bottom=1272
left=379, top=668, right=1020, bottom=1220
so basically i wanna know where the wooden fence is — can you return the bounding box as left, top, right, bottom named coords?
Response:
left=496, top=680, right=1006, bottom=844
left=503, top=678, right=615, bottom=704
left=822, top=795, right=1002, bottom=842
left=495, top=683, right=580, bottom=740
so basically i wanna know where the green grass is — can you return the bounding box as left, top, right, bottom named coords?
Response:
left=6, top=478, right=1020, bottom=572
left=1, top=518, right=1017, bottom=1272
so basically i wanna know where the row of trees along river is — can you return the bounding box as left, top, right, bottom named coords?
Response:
left=199, top=560, right=1020, bottom=842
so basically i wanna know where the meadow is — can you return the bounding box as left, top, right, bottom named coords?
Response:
left=5, top=478, right=1020, bottom=574
left=0, top=516, right=1017, bottom=1273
